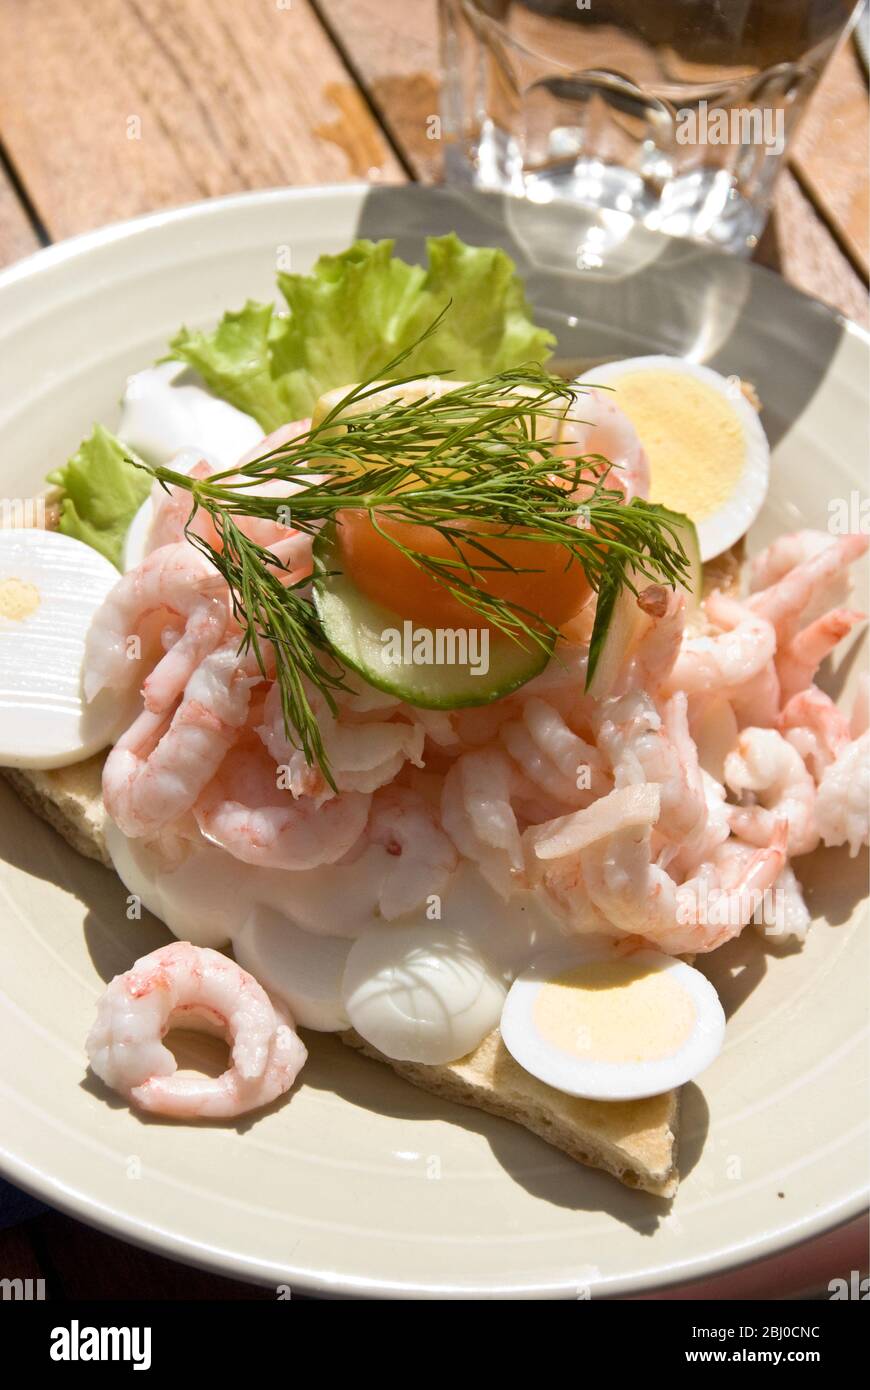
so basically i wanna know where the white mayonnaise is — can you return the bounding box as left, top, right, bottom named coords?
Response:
left=103, top=822, right=565, bottom=1060
left=117, top=362, right=263, bottom=469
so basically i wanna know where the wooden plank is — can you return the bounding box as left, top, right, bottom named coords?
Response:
left=755, top=167, right=869, bottom=326
left=314, top=0, right=442, bottom=181
left=791, top=38, right=869, bottom=278
left=0, top=0, right=404, bottom=242
left=0, top=164, right=41, bottom=267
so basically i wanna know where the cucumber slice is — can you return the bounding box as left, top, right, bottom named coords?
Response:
left=586, top=509, right=701, bottom=700
left=312, top=524, right=551, bottom=709
left=664, top=508, right=703, bottom=616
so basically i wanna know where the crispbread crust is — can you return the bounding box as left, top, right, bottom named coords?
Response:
left=4, top=756, right=679, bottom=1197
left=341, top=1029, right=678, bottom=1198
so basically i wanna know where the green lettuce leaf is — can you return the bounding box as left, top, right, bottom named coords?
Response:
left=47, top=425, right=151, bottom=568
left=169, top=234, right=554, bottom=430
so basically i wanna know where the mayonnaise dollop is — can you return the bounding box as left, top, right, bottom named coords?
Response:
left=103, top=822, right=565, bottom=1060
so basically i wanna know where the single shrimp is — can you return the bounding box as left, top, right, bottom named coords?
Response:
left=257, top=680, right=424, bottom=803
left=666, top=770, right=732, bottom=880
left=84, top=542, right=228, bottom=712
left=441, top=748, right=525, bottom=898
left=86, top=942, right=306, bottom=1118
left=775, top=608, right=865, bottom=703
left=195, top=740, right=370, bottom=870
left=236, top=418, right=313, bottom=468
left=724, top=727, right=819, bottom=856
left=815, top=730, right=870, bottom=856
left=631, top=584, right=685, bottom=691
left=147, top=456, right=220, bottom=554
left=500, top=696, right=610, bottom=808
left=779, top=686, right=851, bottom=781
left=103, top=644, right=256, bottom=839
left=663, top=590, right=776, bottom=697
left=594, top=687, right=707, bottom=850
left=747, top=533, right=868, bottom=643
left=366, top=784, right=458, bottom=920
left=747, top=530, right=834, bottom=593
left=555, top=387, right=651, bottom=502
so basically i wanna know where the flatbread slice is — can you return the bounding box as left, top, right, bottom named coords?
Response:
left=2, top=756, right=680, bottom=1197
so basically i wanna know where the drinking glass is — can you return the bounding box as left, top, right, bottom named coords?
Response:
left=439, top=0, right=861, bottom=257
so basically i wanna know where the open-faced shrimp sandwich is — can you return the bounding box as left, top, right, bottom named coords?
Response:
left=2, top=235, right=867, bottom=1198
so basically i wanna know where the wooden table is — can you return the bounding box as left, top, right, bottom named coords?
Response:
left=0, top=0, right=867, bottom=1300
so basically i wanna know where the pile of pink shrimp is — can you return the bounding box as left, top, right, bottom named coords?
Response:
left=83, top=406, right=869, bottom=1116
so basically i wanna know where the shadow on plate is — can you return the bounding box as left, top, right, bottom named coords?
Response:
left=300, top=1032, right=708, bottom=1235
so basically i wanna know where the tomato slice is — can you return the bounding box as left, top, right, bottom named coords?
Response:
left=334, top=509, right=592, bottom=630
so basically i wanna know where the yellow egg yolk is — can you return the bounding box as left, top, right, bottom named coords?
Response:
left=532, top=959, right=696, bottom=1064
left=610, top=369, right=746, bottom=521
left=0, top=577, right=40, bottom=621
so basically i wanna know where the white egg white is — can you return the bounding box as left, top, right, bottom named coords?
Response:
left=575, top=354, right=770, bottom=562
left=234, top=904, right=351, bottom=1032
left=342, top=923, right=506, bottom=1065
left=0, top=530, right=137, bottom=768
left=500, top=942, right=725, bottom=1101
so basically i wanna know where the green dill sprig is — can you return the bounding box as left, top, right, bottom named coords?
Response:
left=143, top=315, right=691, bottom=782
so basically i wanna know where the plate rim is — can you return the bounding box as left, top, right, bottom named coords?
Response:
left=0, top=182, right=867, bottom=1299
left=1, top=1131, right=866, bottom=1299
left=1, top=180, right=868, bottom=348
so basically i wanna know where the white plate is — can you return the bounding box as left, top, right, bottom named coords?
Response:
left=0, top=185, right=867, bottom=1298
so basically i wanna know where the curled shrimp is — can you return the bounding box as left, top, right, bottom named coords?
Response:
left=195, top=740, right=370, bottom=870
left=86, top=942, right=306, bottom=1118
left=500, top=696, right=610, bottom=808
left=103, top=644, right=256, bottom=839
left=724, top=727, right=819, bottom=856
left=556, top=387, right=650, bottom=502
left=594, top=687, right=707, bottom=850
left=84, top=542, right=228, bottom=713
left=779, top=686, right=851, bottom=780
left=631, top=584, right=685, bottom=691
left=441, top=748, right=525, bottom=899
left=664, top=590, right=776, bottom=696
left=748, top=530, right=834, bottom=592
left=366, top=784, right=458, bottom=920
left=775, top=608, right=865, bottom=704
left=148, top=456, right=220, bottom=554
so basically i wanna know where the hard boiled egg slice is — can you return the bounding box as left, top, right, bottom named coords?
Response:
left=500, top=942, right=725, bottom=1101
left=342, top=923, right=506, bottom=1065
left=0, top=529, right=133, bottom=768
left=574, top=356, right=769, bottom=562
